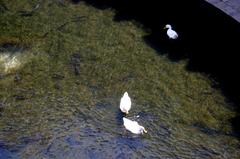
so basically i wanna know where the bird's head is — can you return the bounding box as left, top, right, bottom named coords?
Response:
left=124, top=92, right=128, bottom=96
left=140, top=126, right=147, bottom=134
left=164, top=24, right=171, bottom=29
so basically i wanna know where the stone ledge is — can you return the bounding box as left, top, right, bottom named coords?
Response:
left=206, top=0, right=240, bottom=22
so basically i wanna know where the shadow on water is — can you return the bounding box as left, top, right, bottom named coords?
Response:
left=79, top=0, right=240, bottom=137
left=115, top=111, right=125, bottom=125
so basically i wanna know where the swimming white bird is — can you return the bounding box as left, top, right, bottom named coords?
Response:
left=123, top=117, right=147, bottom=134
left=164, top=24, right=178, bottom=39
left=119, top=92, right=131, bottom=114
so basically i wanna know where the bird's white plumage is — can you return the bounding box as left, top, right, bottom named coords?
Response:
left=119, top=92, right=131, bottom=114
left=165, top=24, right=178, bottom=39
left=123, top=117, right=147, bottom=134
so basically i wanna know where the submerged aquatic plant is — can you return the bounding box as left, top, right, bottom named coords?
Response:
left=0, top=0, right=239, bottom=158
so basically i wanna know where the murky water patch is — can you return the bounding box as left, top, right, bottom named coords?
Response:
left=1, top=94, right=235, bottom=159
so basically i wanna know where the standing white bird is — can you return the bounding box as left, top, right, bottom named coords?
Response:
left=119, top=92, right=131, bottom=114
left=123, top=117, right=147, bottom=134
left=164, top=24, right=178, bottom=39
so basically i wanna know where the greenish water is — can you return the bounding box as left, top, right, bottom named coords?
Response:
left=0, top=1, right=239, bottom=158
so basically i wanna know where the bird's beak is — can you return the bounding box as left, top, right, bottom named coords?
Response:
left=163, top=26, right=166, bottom=29
left=126, top=111, right=129, bottom=115
left=143, top=129, right=147, bottom=133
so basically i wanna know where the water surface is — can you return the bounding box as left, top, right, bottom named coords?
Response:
left=0, top=1, right=239, bottom=158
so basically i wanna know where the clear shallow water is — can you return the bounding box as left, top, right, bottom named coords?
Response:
left=0, top=1, right=240, bottom=158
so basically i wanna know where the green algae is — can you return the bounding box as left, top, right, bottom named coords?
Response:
left=0, top=0, right=239, bottom=158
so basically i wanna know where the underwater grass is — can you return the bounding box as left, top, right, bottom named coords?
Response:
left=0, top=0, right=236, bottom=135
left=0, top=0, right=239, bottom=158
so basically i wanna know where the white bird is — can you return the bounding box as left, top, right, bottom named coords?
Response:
left=164, top=24, right=178, bottom=39
left=123, top=117, right=147, bottom=134
left=119, top=92, right=131, bottom=114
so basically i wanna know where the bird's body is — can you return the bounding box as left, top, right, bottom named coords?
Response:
left=123, top=117, right=147, bottom=134
left=119, top=92, right=131, bottom=114
left=164, top=24, right=178, bottom=39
